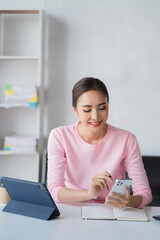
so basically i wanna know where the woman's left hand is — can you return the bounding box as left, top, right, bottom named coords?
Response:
left=105, top=185, right=131, bottom=209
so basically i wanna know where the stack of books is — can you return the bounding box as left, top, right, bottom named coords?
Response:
left=5, top=84, right=38, bottom=108
left=4, top=136, right=37, bottom=154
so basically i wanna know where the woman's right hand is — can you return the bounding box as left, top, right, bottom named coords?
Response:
left=86, top=171, right=114, bottom=200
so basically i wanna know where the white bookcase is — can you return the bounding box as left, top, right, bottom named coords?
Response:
left=0, top=10, right=45, bottom=181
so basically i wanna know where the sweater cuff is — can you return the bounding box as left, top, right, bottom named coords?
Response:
left=134, top=192, right=152, bottom=208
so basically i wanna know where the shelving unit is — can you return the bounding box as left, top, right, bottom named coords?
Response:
left=0, top=10, right=45, bottom=181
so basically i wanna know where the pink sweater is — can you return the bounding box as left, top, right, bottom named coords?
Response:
left=47, top=122, right=152, bottom=208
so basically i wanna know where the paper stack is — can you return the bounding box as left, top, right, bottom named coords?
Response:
left=4, top=136, right=37, bottom=154
left=5, top=84, right=38, bottom=108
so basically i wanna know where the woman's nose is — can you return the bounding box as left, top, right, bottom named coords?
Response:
left=91, top=109, right=98, bottom=119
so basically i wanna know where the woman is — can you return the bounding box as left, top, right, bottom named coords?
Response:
left=47, top=77, right=152, bottom=208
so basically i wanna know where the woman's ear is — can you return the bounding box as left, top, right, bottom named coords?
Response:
left=72, top=106, right=78, bottom=117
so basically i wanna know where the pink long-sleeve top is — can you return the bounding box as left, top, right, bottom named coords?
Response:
left=47, top=122, right=152, bottom=208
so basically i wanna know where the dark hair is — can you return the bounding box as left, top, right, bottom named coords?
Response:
left=72, top=77, right=109, bottom=108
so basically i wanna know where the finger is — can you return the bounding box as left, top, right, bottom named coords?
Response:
left=107, top=196, right=121, bottom=204
left=124, top=185, right=130, bottom=199
left=105, top=171, right=114, bottom=182
left=101, top=179, right=109, bottom=191
left=96, top=178, right=110, bottom=191
left=96, top=177, right=109, bottom=191
left=105, top=201, right=120, bottom=208
left=104, top=171, right=112, bottom=177
left=98, top=179, right=109, bottom=190
left=96, top=174, right=114, bottom=184
left=93, top=179, right=105, bottom=190
left=106, top=201, right=125, bottom=209
left=110, top=192, right=129, bottom=204
left=98, top=171, right=110, bottom=176
left=105, top=201, right=115, bottom=207
left=105, top=197, right=126, bottom=209
left=103, top=180, right=109, bottom=191
left=95, top=171, right=112, bottom=179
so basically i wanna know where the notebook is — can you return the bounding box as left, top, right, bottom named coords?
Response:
left=1, top=176, right=60, bottom=220
left=81, top=205, right=149, bottom=222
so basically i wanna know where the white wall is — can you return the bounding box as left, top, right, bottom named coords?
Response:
left=46, top=0, right=160, bottom=156
left=0, top=0, right=160, bottom=155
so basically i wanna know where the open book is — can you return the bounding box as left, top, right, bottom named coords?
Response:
left=81, top=205, right=148, bottom=222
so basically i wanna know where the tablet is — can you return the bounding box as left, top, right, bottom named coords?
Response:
left=1, top=176, right=60, bottom=220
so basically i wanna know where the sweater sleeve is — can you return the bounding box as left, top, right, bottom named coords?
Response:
left=47, top=129, right=66, bottom=202
left=124, top=134, right=152, bottom=208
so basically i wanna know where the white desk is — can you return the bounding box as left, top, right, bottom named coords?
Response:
left=0, top=203, right=160, bottom=240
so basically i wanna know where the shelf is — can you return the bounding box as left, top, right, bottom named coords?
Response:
left=0, top=9, right=44, bottom=181
left=0, top=103, right=36, bottom=108
left=0, top=150, right=38, bottom=156
left=0, top=151, right=11, bottom=155
left=0, top=103, right=5, bottom=108
left=0, top=10, right=40, bottom=14
left=0, top=56, right=39, bottom=60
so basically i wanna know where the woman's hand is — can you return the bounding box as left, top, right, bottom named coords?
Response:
left=105, top=185, right=131, bottom=209
left=86, top=171, right=114, bottom=200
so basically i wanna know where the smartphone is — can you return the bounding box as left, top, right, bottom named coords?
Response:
left=106, top=178, right=132, bottom=203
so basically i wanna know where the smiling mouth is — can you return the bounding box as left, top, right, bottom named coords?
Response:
left=89, top=121, right=102, bottom=127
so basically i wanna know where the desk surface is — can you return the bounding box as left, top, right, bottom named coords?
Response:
left=0, top=203, right=160, bottom=240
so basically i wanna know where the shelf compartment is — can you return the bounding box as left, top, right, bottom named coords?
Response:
left=0, top=152, right=39, bottom=181
left=0, top=60, right=38, bottom=104
left=0, top=107, right=38, bottom=149
left=0, top=11, right=40, bottom=56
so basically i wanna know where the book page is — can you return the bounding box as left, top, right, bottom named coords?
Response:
left=113, top=207, right=149, bottom=222
left=82, top=205, right=114, bottom=220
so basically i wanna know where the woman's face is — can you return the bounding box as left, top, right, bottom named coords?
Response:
left=73, top=90, right=109, bottom=133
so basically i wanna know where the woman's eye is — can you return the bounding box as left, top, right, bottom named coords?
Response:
left=99, top=106, right=106, bottom=111
left=83, top=109, right=91, bottom=112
